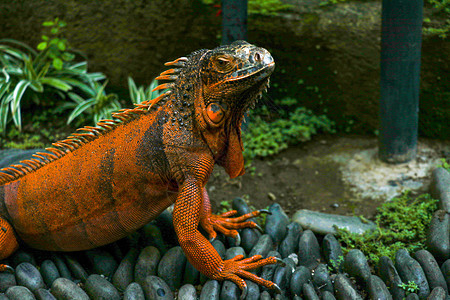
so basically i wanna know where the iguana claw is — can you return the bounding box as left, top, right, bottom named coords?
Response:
left=239, top=285, right=248, bottom=300
left=254, top=223, right=264, bottom=233
left=259, top=209, right=271, bottom=215
left=272, top=283, right=282, bottom=294
left=275, top=257, right=286, bottom=266
left=0, top=264, right=14, bottom=273
left=234, top=232, right=241, bottom=246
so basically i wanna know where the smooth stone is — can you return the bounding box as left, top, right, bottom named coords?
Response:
left=245, top=279, right=260, bottom=300
left=112, top=248, right=139, bottom=292
left=63, top=255, right=88, bottom=282
left=15, top=262, right=45, bottom=292
left=232, top=197, right=254, bottom=217
left=220, top=280, right=241, bottom=300
left=40, top=260, right=60, bottom=288
left=312, top=264, right=333, bottom=294
left=51, top=255, right=72, bottom=280
left=123, top=282, right=145, bottom=300
left=177, top=284, right=197, bottom=300
left=290, top=265, right=311, bottom=296
left=293, top=209, right=376, bottom=235
left=298, top=230, right=321, bottom=270
left=134, top=246, right=161, bottom=286
left=259, top=291, right=272, bottom=300
left=85, top=249, right=117, bottom=279
left=84, top=274, right=120, bottom=300
left=5, top=286, right=36, bottom=300
left=265, top=203, right=289, bottom=245
left=0, top=272, right=16, bottom=292
left=232, top=198, right=262, bottom=253
left=51, top=278, right=89, bottom=300
left=183, top=261, right=199, bottom=285
left=405, top=294, right=419, bottom=300
left=292, top=296, right=303, bottom=300
left=395, top=249, right=430, bottom=299
left=322, top=290, right=336, bottom=300
left=36, top=289, right=57, bottom=300
left=273, top=257, right=295, bottom=291
left=0, top=149, right=44, bottom=167
left=141, top=223, right=168, bottom=254
left=426, top=210, right=450, bottom=262
left=367, top=275, right=392, bottom=300
left=377, top=256, right=406, bottom=300
left=11, top=250, right=36, bottom=267
left=157, top=246, right=186, bottom=291
left=261, top=251, right=282, bottom=284
left=428, top=286, right=447, bottom=300
left=155, top=209, right=176, bottom=245
left=225, top=247, right=246, bottom=260
left=343, top=249, right=371, bottom=285
left=333, top=274, right=363, bottom=300
left=279, top=222, right=303, bottom=258
left=141, top=275, right=173, bottom=300
left=303, top=282, right=320, bottom=300
left=431, top=168, right=450, bottom=213
left=212, top=240, right=227, bottom=259
left=322, top=234, right=344, bottom=273
left=441, top=260, right=450, bottom=292
left=414, top=249, right=448, bottom=294
left=199, top=280, right=220, bottom=300
left=249, top=234, right=274, bottom=258
left=0, top=293, right=7, bottom=300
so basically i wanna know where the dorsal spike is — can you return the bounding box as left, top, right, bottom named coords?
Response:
left=147, top=91, right=171, bottom=111
left=151, top=83, right=173, bottom=93
left=164, top=57, right=188, bottom=67
left=160, top=68, right=180, bottom=76
left=155, top=74, right=178, bottom=81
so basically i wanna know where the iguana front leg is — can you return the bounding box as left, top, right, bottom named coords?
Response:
left=199, top=188, right=266, bottom=245
left=173, top=170, right=280, bottom=298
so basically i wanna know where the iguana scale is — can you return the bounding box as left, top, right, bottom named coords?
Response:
left=0, top=41, right=279, bottom=297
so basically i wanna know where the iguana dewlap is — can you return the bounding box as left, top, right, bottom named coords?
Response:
left=0, top=41, right=279, bottom=297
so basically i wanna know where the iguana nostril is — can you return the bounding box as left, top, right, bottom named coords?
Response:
left=254, top=52, right=262, bottom=62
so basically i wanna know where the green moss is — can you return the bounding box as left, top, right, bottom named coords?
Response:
left=335, top=192, right=438, bottom=265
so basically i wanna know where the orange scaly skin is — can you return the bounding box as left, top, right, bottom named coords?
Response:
left=0, top=41, right=278, bottom=297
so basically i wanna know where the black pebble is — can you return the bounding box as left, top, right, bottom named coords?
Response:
left=426, top=210, right=450, bottom=263
left=140, top=275, right=174, bottom=300
left=343, top=249, right=371, bottom=286
left=377, top=256, right=406, bottom=300
left=413, top=249, right=448, bottom=294
left=290, top=265, right=311, bottom=296
left=245, top=279, right=260, bottom=300
left=322, top=234, right=344, bottom=273
left=35, top=288, right=57, bottom=300
left=265, top=203, right=289, bottom=245
left=249, top=234, right=274, bottom=259
left=134, top=246, right=161, bottom=286
left=199, top=280, right=220, bottom=300
left=441, top=259, right=450, bottom=292
left=183, top=261, right=199, bottom=285
left=367, top=275, right=392, bottom=300
left=85, top=249, right=118, bottom=279
left=123, top=282, right=145, bottom=300
left=11, top=250, right=36, bottom=267
left=259, top=291, right=272, bottom=300
left=303, top=282, right=320, bottom=300
left=112, top=248, right=139, bottom=292
left=322, top=290, right=336, bottom=300
left=5, top=286, right=36, bottom=300
left=405, top=293, right=419, bottom=300
left=273, top=257, right=295, bottom=292
left=261, top=250, right=282, bottom=284
left=395, top=249, right=430, bottom=299
left=177, top=284, right=197, bottom=300
left=51, top=255, right=72, bottom=280
left=84, top=274, right=121, bottom=300
left=157, top=246, right=187, bottom=291
left=298, top=230, right=321, bottom=270
left=140, top=223, right=168, bottom=254
left=279, top=222, right=302, bottom=258
left=63, top=255, right=88, bottom=282
left=333, top=273, right=363, bottom=300
left=0, top=272, right=16, bottom=293
left=427, top=286, right=447, bottom=300
left=51, top=277, right=90, bottom=300
left=40, top=260, right=60, bottom=288
left=15, top=262, right=45, bottom=292
left=312, top=263, right=333, bottom=294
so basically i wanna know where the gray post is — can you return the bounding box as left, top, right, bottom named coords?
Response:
left=379, top=0, right=423, bottom=163
left=222, top=0, right=248, bottom=45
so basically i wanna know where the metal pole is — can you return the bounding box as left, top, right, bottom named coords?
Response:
left=379, top=0, right=423, bottom=163
left=222, top=0, right=248, bottom=45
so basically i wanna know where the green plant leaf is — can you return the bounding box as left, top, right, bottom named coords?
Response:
left=68, top=92, right=86, bottom=104
left=128, top=76, right=138, bottom=103
left=40, top=77, right=72, bottom=92
left=59, top=77, right=96, bottom=97
left=37, top=42, right=47, bottom=51
left=11, top=103, right=22, bottom=131
left=42, top=21, right=54, bottom=27
left=12, top=79, right=31, bottom=114
left=67, top=98, right=96, bottom=124
left=29, top=81, right=44, bottom=93
left=0, top=93, right=11, bottom=132
left=69, top=61, right=88, bottom=72
left=0, top=38, right=38, bottom=56
left=86, top=72, right=106, bottom=82
left=52, top=58, right=63, bottom=70
left=57, top=41, right=66, bottom=51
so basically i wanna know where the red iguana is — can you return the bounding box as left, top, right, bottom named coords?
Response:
left=0, top=41, right=280, bottom=297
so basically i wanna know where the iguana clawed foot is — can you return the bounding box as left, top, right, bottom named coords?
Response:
left=0, top=264, right=14, bottom=273
left=201, top=209, right=269, bottom=245
left=212, top=254, right=283, bottom=299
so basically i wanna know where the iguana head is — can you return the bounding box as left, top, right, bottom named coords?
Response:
left=196, top=41, right=274, bottom=177
left=154, top=41, right=274, bottom=178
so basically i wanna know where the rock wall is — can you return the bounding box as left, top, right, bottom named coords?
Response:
left=0, top=0, right=448, bottom=138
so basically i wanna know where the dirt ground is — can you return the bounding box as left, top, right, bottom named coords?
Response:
left=207, top=135, right=449, bottom=220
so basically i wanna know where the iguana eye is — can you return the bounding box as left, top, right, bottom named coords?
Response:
left=213, top=56, right=234, bottom=73
left=206, top=103, right=225, bottom=123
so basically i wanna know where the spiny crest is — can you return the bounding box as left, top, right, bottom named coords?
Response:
left=0, top=56, right=190, bottom=185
